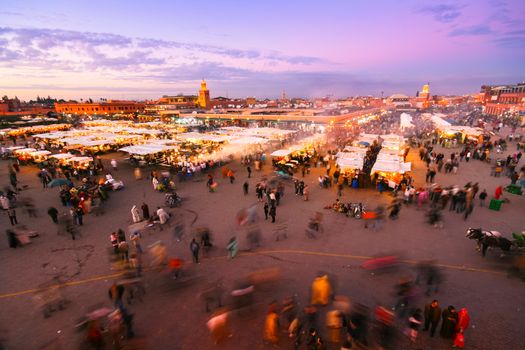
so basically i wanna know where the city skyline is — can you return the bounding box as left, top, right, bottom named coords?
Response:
left=1, top=0, right=524, bottom=100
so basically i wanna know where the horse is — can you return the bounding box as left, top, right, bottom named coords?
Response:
left=465, top=228, right=513, bottom=257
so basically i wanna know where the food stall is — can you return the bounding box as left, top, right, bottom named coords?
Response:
left=65, top=156, right=94, bottom=170
left=13, top=148, right=37, bottom=162
left=29, top=150, right=52, bottom=163
left=371, top=157, right=411, bottom=189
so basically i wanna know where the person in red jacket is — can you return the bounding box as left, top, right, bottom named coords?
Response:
left=494, top=186, right=503, bottom=199
left=453, top=307, right=470, bottom=348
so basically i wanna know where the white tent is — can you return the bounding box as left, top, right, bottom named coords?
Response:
left=229, top=136, right=269, bottom=145
left=336, top=157, right=363, bottom=170
left=29, top=150, right=51, bottom=156
left=371, top=160, right=411, bottom=174
left=399, top=113, right=414, bottom=130
left=50, top=153, right=74, bottom=159
left=119, top=145, right=176, bottom=155
left=271, top=149, right=292, bottom=157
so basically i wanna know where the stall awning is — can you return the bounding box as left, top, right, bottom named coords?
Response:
left=119, top=145, right=177, bottom=155
left=29, top=150, right=52, bottom=156
left=50, top=153, right=74, bottom=159
left=271, top=149, right=292, bottom=157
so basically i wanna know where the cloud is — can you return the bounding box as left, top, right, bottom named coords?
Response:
left=449, top=24, right=493, bottom=36
left=491, top=36, right=525, bottom=48
left=0, top=11, right=23, bottom=16
left=415, top=4, right=462, bottom=23
left=0, top=26, right=326, bottom=73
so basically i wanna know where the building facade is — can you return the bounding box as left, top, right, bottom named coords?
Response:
left=55, top=100, right=145, bottom=115
left=480, top=83, right=525, bottom=116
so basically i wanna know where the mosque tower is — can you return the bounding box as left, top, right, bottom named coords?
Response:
left=197, top=79, right=210, bottom=109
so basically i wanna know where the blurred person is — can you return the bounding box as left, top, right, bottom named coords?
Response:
left=348, top=303, right=370, bottom=347
left=269, top=205, right=276, bottom=223
left=243, top=181, right=249, bottom=195
left=141, top=202, right=150, bottom=220
left=110, top=232, right=119, bottom=254
left=190, top=238, right=200, bottom=264
left=326, top=308, right=344, bottom=345
left=263, top=303, right=280, bottom=345
left=134, top=167, right=142, bottom=180
left=156, top=207, right=169, bottom=225
left=311, top=274, right=332, bottom=306
left=375, top=306, right=395, bottom=350
left=7, top=207, right=17, bottom=225
left=478, top=189, right=487, bottom=207
left=406, top=309, right=423, bottom=343
left=131, top=205, right=141, bottom=223
left=227, top=237, right=238, bottom=259
left=110, top=159, right=117, bottom=170
left=206, top=308, right=232, bottom=345
left=263, top=202, right=269, bottom=220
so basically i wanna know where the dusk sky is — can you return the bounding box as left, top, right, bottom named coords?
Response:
left=1, top=0, right=524, bottom=100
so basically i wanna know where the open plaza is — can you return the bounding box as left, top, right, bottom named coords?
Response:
left=1, top=109, right=524, bottom=350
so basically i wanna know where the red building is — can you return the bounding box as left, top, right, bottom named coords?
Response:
left=481, top=83, right=525, bottom=116
left=55, top=100, right=145, bottom=115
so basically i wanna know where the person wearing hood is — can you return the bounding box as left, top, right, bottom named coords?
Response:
left=440, top=305, right=458, bottom=339
left=131, top=205, right=141, bottom=223
left=453, top=308, right=470, bottom=348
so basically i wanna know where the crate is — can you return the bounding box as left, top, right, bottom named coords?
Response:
left=506, top=184, right=523, bottom=195
left=489, top=199, right=503, bottom=211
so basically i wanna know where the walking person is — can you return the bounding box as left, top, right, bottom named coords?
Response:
left=269, top=205, right=276, bottom=223
left=247, top=166, right=252, bottom=178
left=303, top=185, right=310, bottom=201
left=190, top=238, right=200, bottom=264
left=243, top=181, right=249, bottom=196
left=227, top=237, right=238, bottom=259
left=263, top=202, right=269, bottom=220
left=478, top=189, right=487, bottom=207
left=7, top=207, right=18, bottom=226
left=407, top=309, right=423, bottom=343
left=141, top=202, right=150, bottom=220
left=131, top=205, right=141, bottom=223
left=76, top=206, right=84, bottom=226
left=423, top=300, right=441, bottom=337
left=47, top=207, right=59, bottom=224
left=111, top=159, right=118, bottom=171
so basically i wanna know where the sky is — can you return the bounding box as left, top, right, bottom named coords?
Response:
left=0, top=0, right=524, bottom=100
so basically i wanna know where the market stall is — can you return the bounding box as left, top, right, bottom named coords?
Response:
left=29, top=150, right=52, bottom=163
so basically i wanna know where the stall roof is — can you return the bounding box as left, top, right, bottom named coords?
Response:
left=13, top=148, right=37, bottom=154
left=118, top=145, right=177, bottom=155
left=29, top=150, right=52, bottom=156
left=67, top=156, right=93, bottom=163
left=336, top=157, right=363, bottom=170
left=50, top=153, right=74, bottom=159
left=229, top=136, right=269, bottom=145
left=271, top=149, right=292, bottom=157
left=371, top=160, right=411, bottom=174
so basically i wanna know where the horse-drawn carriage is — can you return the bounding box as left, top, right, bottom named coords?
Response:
left=465, top=228, right=524, bottom=257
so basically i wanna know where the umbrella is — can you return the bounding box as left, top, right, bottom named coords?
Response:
left=48, top=178, right=71, bottom=187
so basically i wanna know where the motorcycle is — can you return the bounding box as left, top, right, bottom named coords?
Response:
left=345, top=203, right=364, bottom=219
left=165, top=192, right=181, bottom=208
